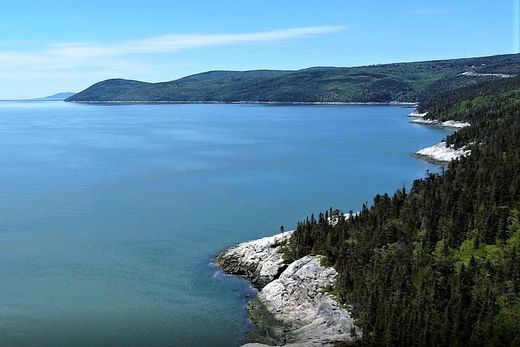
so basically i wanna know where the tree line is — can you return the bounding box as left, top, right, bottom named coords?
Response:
left=285, top=76, right=520, bottom=346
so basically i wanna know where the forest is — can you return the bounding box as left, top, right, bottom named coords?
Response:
left=67, top=53, right=520, bottom=103
left=285, top=76, right=520, bottom=346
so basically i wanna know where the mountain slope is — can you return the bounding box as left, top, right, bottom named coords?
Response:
left=67, top=53, right=520, bottom=103
left=38, top=92, right=76, bottom=100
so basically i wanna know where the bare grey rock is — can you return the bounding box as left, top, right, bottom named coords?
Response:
left=216, top=233, right=360, bottom=346
left=254, top=256, right=360, bottom=346
left=416, top=141, right=471, bottom=162
left=216, top=232, right=292, bottom=288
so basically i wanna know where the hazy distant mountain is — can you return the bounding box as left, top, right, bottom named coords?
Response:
left=38, top=92, right=76, bottom=101
left=67, top=54, right=519, bottom=103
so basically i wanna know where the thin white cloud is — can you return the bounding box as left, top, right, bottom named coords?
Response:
left=0, top=25, right=346, bottom=98
left=83, top=25, right=345, bottom=56
left=0, top=26, right=346, bottom=70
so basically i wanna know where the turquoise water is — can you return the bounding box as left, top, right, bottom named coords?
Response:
left=0, top=102, right=449, bottom=346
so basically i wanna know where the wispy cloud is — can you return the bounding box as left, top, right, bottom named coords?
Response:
left=0, top=26, right=346, bottom=72
left=0, top=25, right=346, bottom=98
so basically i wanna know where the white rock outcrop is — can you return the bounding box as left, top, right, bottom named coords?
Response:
left=328, top=212, right=357, bottom=226
left=440, top=120, right=471, bottom=128
left=460, top=71, right=515, bottom=78
left=415, top=141, right=471, bottom=162
left=216, top=231, right=293, bottom=288
left=254, top=255, right=360, bottom=346
left=216, top=232, right=360, bottom=346
left=410, top=118, right=470, bottom=128
left=408, top=111, right=428, bottom=118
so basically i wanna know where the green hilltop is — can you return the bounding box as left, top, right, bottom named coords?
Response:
left=67, top=53, right=520, bottom=103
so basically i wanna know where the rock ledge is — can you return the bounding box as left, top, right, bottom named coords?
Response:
left=415, top=141, right=471, bottom=162
left=216, top=233, right=360, bottom=346
left=216, top=231, right=293, bottom=288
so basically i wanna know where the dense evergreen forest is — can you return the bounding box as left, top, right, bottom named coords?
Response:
left=285, top=76, right=520, bottom=346
left=67, top=53, right=519, bottom=103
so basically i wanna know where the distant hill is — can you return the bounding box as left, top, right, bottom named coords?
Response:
left=67, top=54, right=520, bottom=103
left=38, top=92, right=76, bottom=101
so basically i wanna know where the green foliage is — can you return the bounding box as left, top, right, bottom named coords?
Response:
left=494, top=303, right=520, bottom=345
left=454, top=238, right=503, bottom=267
left=67, top=53, right=520, bottom=103
left=286, top=77, right=520, bottom=346
left=506, top=212, right=520, bottom=248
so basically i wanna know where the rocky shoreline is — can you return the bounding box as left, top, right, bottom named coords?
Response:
left=409, top=118, right=470, bottom=129
left=216, top=232, right=293, bottom=289
left=67, top=100, right=417, bottom=106
left=408, top=107, right=472, bottom=162
left=216, top=109, right=472, bottom=346
left=216, top=233, right=360, bottom=346
left=415, top=141, right=471, bottom=163
left=408, top=108, right=470, bottom=129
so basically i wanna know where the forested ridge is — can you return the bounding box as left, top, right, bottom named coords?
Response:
left=285, top=77, right=520, bottom=346
left=67, top=53, right=519, bottom=103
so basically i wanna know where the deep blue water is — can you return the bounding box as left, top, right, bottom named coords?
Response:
left=0, top=101, right=449, bottom=346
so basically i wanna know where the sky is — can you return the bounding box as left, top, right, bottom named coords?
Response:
left=0, top=0, right=518, bottom=99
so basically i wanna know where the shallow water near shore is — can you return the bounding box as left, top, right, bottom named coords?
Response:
left=0, top=101, right=449, bottom=346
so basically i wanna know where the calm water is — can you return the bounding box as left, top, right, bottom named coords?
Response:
left=0, top=101, right=449, bottom=347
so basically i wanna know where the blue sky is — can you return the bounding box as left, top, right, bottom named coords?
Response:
left=0, top=0, right=518, bottom=99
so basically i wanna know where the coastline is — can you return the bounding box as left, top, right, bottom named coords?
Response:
left=414, top=141, right=471, bottom=163
left=408, top=106, right=472, bottom=162
left=215, top=233, right=360, bottom=347
left=66, top=100, right=418, bottom=106
left=409, top=118, right=470, bottom=129
left=215, top=107, right=471, bottom=346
